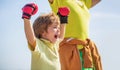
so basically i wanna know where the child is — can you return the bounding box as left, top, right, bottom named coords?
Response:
left=21, top=3, right=70, bottom=70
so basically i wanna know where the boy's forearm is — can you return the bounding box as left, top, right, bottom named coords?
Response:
left=59, top=24, right=66, bottom=40
left=57, top=7, right=70, bottom=40
left=24, top=18, right=36, bottom=47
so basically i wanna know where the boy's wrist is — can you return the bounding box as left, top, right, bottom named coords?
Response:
left=23, top=18, right=31, bottom=23
left=23, top=18, right=30, bottom=20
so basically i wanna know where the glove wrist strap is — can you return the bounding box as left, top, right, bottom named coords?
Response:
left=60, top=16, right=68, bottom=24
left=22, top=13, right=31, bottom=19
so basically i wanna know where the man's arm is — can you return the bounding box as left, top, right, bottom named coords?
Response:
left=91, top=0, right=101, bottom=7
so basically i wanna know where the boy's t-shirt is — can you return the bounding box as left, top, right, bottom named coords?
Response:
left=28, top=38, right=61, bottom=70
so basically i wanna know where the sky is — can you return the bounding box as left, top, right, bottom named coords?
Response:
left=0, top=0, right=120, bottom=70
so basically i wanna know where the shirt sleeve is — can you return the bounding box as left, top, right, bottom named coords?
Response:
left=28, top=42, right=35, bottom=51
left=28, top=38, right=39, bottom=51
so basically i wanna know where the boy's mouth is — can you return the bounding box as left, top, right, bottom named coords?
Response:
left=54, top=34, right=58, bottom=39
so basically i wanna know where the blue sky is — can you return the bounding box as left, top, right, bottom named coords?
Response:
left=0, top=0, right=120, bottom=70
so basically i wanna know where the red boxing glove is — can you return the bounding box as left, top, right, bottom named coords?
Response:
left=58, top=7, right=70, bottom=16
left=58, top=7, right=70, bottom=23
left=22, top=3, right=38, bottom=19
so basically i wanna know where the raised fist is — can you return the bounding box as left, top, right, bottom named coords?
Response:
left=57, top=7, right=70, bottom=23
left=22, top=3, right=38, bottom=19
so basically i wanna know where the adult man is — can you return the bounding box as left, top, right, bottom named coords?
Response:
left=48, top=0, right=102, bottom=70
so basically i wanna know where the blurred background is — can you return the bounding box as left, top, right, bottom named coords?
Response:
left=0, top=0, right=120, bottom=70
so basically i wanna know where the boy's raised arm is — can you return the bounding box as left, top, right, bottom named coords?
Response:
left=23, top=19, right=36, bottom=48
left=57, top=7, right=70, bottom=40
left=22, top=3, right=38, bottom=48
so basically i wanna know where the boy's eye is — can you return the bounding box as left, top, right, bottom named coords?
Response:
left=53, top=27, right=57, bottom=29
left=54, top=26, right=59, bottom=28
left=53, top=27, right=57, bottom=28
left=53, top=26, right=60, bottom=30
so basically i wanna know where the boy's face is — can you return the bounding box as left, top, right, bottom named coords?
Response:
left=42, top=22, right=60, bottom=43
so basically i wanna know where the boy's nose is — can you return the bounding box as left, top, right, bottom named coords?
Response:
left=57, top=29, right=60, bottom=34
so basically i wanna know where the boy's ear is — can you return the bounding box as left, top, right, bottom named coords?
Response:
left=42, top=31, right=47, bottom=36
left=48, top=0, right=54, bottom=4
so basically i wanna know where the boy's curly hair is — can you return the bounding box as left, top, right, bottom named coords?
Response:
left=33, top=12, right=60, bottom=38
